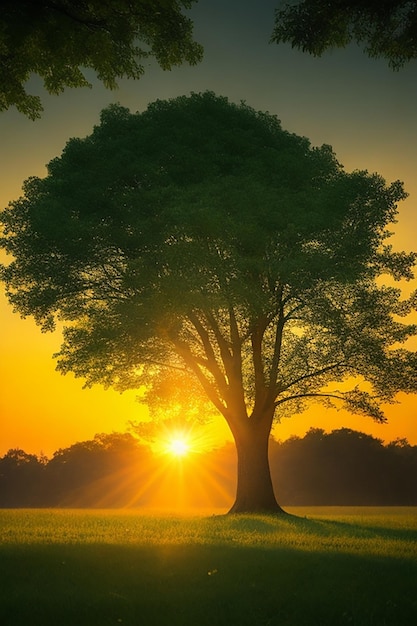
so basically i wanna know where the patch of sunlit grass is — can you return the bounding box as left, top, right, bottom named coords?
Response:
left=1, top=508, right=416, bottom=626
left=1, top=508, right=416, bottom=559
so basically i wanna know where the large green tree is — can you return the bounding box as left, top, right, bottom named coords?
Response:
left=1, top=0, right=202, bottom=119
left=272, top=0, right=417, bottom=69
left=1, top=92, right=416, bottom=513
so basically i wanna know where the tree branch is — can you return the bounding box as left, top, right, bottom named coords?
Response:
left=274, top=391, right=345, bottom=408
left=187, top=310, right=229, bottom=398
left=193, top=308, right=248, bottom=418
left=204, top=310, right=234, bottom=377
left=229, top=305, right=243, bottom=382
left=250, top=315, right=269, bottom=416
left=47, top=1, right=109, bottom=32
left=282, top=361, right=347, bottom=392
left=266, top=289, right=285, bottom=403
left=172, top=338, right=228, bottom=418
left=227, top=305, right=248, bottom=417
left=141, top=357, right=187, bottom=373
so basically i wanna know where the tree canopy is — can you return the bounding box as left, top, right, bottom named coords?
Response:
left=1, top=0, right=203, bottom=119
left=1, top=92, right=416, bottom=512
left=271, top=0, right=417, bottom=69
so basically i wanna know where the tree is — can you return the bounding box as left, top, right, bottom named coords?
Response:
left=271, top=0, right=417, bottom=69
left=1, top=0, right=203, bottom=119
left=1, top=92, right=416, bottom=513
left=0, top=448, right=45, bottom=506
left=43, top=432, right=152, bottom=506
left=269, top=428, right=417, bottom=505
left=271, top=428, right=387, bottom=505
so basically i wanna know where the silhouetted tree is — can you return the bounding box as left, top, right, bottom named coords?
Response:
left=384, top=438, right=417, bottom=504
left=272, top=1, right=417, bottom=69
left=1, top=92, right=417, bottom=513
left=0, top=448, right=45, bottom=506
left=1, top=0, right=202, bottom=119
left=43, top=433, right=152, bottom=506
left=270, top=428, right=417, bottom=505
left=1, top=429, right=417, bottom=507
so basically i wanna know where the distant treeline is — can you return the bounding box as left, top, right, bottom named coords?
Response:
left=1, top=428, right=416, bottom=508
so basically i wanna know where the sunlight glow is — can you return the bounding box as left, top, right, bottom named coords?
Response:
left=111, top=421, right=237, bottom=513
left=168, top=437, right=190, bottom=457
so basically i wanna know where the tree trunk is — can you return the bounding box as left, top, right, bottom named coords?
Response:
left=228, top=420, right=286, bottom=514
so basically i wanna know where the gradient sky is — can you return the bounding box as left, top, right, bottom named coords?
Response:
left=1, top=0, right=417, bottom=457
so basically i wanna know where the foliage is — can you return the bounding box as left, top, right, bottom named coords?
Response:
left=0, top=448, right=45, bottom=506
left=270, top=428, right=417, bottom=505
left=43, top=432, right=153, bottom=506
left=0, top=0, right=203, bottom=119
left=271, top=0, right=417, bottom=69
left=1, top=92, right=416, bottom=434
left=1, top=428, right=417, bottom=507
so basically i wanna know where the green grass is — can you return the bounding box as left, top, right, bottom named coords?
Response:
left=1, top=507, right=416, bottom=625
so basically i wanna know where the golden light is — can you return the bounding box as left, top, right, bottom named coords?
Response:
left=168, top=437, right=190, bottom=457
left=127, top=421, right=236, bottom=513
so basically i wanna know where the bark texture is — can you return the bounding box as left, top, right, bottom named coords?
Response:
left=228, top=421, right=286, bottom=514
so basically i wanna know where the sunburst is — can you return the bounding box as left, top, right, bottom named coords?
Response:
left=167, top=437, right=190, bottom=457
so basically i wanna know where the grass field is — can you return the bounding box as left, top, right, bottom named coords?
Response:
left=1, top=507, right=416, bottom=625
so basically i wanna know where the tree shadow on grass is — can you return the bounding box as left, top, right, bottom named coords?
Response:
left=1, top=541, right=416, bottom=626
left=312, top=518, right=417, bottom=543
left=283, top=512, right=417, bottom=544
left=205, top=510, right=417, bottom=545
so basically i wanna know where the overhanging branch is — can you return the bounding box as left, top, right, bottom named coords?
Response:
left=187, top=310, right=228, bottom=397
left=281, top=361, right=347, bottom=393
left=266, top=291, right=285, bottom=403
left=274, top=391, right=345, bottom=407
left=171, top=338, right=228, bottom=417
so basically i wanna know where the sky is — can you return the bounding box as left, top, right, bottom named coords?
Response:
left=1, top=0, right=417, bottom=457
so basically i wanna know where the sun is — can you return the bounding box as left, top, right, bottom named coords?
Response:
left=167, top=437, right=190, bottom=457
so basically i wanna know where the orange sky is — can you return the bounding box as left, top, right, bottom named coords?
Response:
left=1, top=0, right=416, bottom=457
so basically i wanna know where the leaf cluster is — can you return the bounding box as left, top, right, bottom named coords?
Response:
left=0, top=0, right=203, bottom=119
left=272, top=0, right=417, bottom=69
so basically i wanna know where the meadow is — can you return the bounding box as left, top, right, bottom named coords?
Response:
left=1, top=507, right=416, bottom=626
